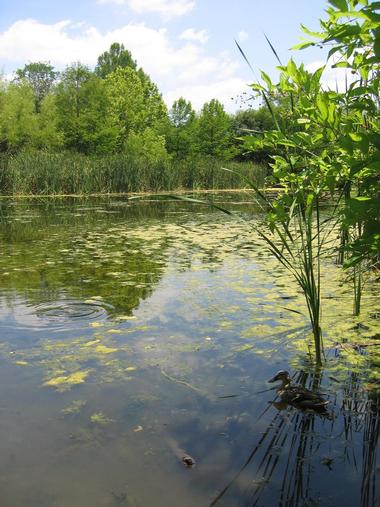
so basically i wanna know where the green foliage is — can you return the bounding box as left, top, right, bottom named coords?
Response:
left=105, top=66, right=167, bottom=151
left=32, top=93, right=64, bottom=151
left=166, top=98, right=197, bottom=159
left=14, top=61, right=58, bottom=112
left=233, top=107, right=276, bottom=133
left=95, top=42, right=137, bottom=78
left=310, top=0, right=380, bottom=312
left=233, top=107, right=277, bottom=162
left=196, top=99, right=235, bottom=159
left=0, top=151, right=263, bottom=195
left=236, top=0, right=380, bottom=361
left=0, top=83, right=37, bottom=151
left=125, top=128, right=169, bottom=166
left=0, top=41, right=262, bottom=192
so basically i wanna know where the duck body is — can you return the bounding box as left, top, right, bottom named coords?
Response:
left=269, top=370, right=329, bottom=412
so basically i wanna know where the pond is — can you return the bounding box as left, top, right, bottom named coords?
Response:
left=0, top=194, right=378, bottom=507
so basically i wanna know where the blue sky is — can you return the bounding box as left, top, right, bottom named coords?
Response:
left=0, top=0, right=334, bottom=111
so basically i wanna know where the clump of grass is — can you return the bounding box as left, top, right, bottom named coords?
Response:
left=0, top=151, right=267, bottom=195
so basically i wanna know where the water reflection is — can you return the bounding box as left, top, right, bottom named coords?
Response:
left=0, top=196, right=377, bottom=506
left=209, top=369, right=379, bottom=507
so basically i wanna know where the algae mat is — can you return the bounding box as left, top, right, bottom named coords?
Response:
left=0, top=195, right=378, bottom=507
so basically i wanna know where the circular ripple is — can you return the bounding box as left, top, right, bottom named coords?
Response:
left=33, top=299, right=113, bottom=323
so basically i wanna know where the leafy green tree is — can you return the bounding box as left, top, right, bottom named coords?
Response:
left=105, top=66, right=167, bottom=150
left=125, top=128, right=169, bottom=166
left=0, top=83, right=37, bottom=151
left=95, top=42, right=137, bottom=78
left=32, top=93, right=64, bottom=151
left=15, top=62, right=57, bottom=112
left=233, top=107, right=275, bottom=133
left=233, top=107, right=277, bottom=162
left=196, top=99, right=235, bottom=159
left=55, top=63, right=117, bottom=153
left=166, top=98, right=196, bottom=159
left=169, top=97, right=195, bottom=127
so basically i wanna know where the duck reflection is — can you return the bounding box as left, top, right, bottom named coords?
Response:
left=209, top=369, right=379, bottom=507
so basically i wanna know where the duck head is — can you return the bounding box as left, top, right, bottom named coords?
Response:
left=268, top=370, right=291, bottom=385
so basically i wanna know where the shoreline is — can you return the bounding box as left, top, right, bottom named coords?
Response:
left=0, top=188, right=283, bottom=199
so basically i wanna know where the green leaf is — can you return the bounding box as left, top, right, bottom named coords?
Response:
left=374, top=38, right=380, bottom=59
left=300, top=24, right=323, bottom=38
left=286, top=59, right=298, bottom=81
left=316, top=94, right=329, bottom=121
left=329, top=0, right=348, bottom=10
left=292, top=41, right=315, bottom=50
left=333, top=61, right=351, bottom=68
left=328, top=45, right=344, bottom=59
left=260, top=71, right=273, bottom=90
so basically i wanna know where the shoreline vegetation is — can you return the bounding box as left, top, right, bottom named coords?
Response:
left=0, top=43, right=275, bottom=196
left=0, top=152, right=267, bottom=195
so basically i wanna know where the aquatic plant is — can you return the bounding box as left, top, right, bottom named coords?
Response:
left=229, top=0, right=380, bottom=362
left=0, top=151, right=265, bottom=195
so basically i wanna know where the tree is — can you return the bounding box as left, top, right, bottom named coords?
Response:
left=233, top=107, right=276, bottom=133
left=95, top=42, right=137, bottom=78
left=32, top=93, right=64, bottom=151
left=125, top=128, right=169, bottom=166
left=14, top=62, right=57, bottom=112
left=196, top=99, right=235, bottom=159
left=0, top=83, right=37, bottom=151
left=166, top=98, right=196, bottom=159
left=105, top=66, right=167, bottom=151
left=233, top=107, right=277, bottom=162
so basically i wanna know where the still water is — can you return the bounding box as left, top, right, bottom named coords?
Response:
left=0, top=195, right=378, bottom=507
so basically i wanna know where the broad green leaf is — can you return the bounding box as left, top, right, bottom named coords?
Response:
left=316, top=94, right=329, bottom=121
left=260, top=71, right=273, bottom=90
left=286, top=59, right=298, bottom=81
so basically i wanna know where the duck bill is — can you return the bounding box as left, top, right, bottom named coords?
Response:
left=268, top=376, right=278, bottom=383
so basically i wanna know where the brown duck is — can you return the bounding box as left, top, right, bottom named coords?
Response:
left=268, top=370, right=329, bottom=412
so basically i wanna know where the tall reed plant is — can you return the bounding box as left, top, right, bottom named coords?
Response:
left=230, top=40, right=345, bottom=364
left=0, top=151, right=266, bottom=195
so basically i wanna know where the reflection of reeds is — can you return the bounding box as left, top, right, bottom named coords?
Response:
left=342, top=372, right=380, bottom=507
left=361, top=393, right=380, bottom=507
left=209, top=370, right=329, bottom=507
left=210, top=369, right=379, bottom=507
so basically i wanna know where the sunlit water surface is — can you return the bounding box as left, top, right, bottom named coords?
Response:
left=0, top=195, right=378, bottom=507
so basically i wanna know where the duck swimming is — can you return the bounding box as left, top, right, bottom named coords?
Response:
left=268, top=370, right=330, bottom=413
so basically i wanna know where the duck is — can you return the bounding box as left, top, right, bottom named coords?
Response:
left=268, top=370, right=330, bottom=412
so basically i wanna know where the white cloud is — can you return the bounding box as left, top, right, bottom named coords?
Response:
left=0, top=18, right=247, bottom=111
left=180, top=28, right=208, bottom=44
left=98, top=0, right=195, bottom=18
left=164, top=77, right=248, bottom=112
left=306, top=59, right=356, bottom=92
left=237, top=30, right=248, bottom=42
left=0, top=19, right=104, bottom=66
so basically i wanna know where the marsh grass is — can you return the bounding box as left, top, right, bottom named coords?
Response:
left=0, top=151, right=266, bottom=195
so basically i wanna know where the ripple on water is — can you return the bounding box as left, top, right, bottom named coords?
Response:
left=29, top=299, right=113, bottom=330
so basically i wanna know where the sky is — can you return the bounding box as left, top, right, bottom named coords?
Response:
left=0, top=0, right=337, bottom=112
